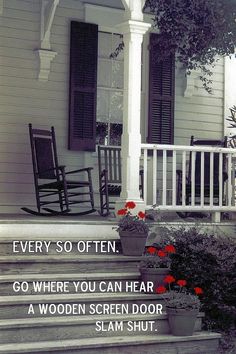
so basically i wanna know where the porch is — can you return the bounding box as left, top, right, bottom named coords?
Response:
left=140, top=142, right=236, bottom=222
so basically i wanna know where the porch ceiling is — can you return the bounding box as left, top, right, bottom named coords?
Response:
left=80, top=0, right=125, bottom=10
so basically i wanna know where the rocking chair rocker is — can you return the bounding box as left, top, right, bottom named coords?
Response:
left=22, top=124, right=96, bottom=216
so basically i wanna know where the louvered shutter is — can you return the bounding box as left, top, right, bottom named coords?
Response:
left=69, top=21, right=98, bottom=151
left=147, top=33, right=175, bottom=144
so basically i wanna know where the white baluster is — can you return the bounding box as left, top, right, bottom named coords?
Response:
left=182, top=151, right=186, bottom=206
left=191, top=151, right=196, bottom=206
left=153, top=148, right=157, bottom=206
left=200, top=152, right=204, bottom=206
left=162, top=150, right=167, bottom=206
left=210, top=152, right=214, bottom=207
left=172, top=150, right=176, bottom=206
left=143, top=149, right=147, bottom=205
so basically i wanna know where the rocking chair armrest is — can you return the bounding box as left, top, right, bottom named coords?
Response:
left=65, top=167, right=93, bottom=175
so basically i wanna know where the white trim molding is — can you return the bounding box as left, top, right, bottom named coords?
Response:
left=36, top=0, right=59, bottom=81
left=36, top=49, right=57, bottom=81
left=40, top=0, right=59, bottom=49
left=85, top=4, right=124, bottom=33
left=84, top=3, right=153, bottom=33
left=121, top=0, right=144, bottom=21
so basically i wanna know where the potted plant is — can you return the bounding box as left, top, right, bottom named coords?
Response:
left=156, top=275, right=203, bottom=336
left=115, top=201, right=149, bottom=256
left=139, top=244, right=175, bottom=292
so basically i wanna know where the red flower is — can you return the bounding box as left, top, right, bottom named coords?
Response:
left=157, top=250, right=167, bottom=257
left=177, top=279, right=187, bottom=287
left=156, top=286, right=167, bottom=294
left=147, top=246, right=156, bottom=254
left=164, top=275, right=175, bottom=284
left=125, top=201, right=136, bottom=209
left=117, top=209, right=127, bottom=216
left=138, top=211, right=146, bottom=219
left=164, top=245, right=176, bottom=254
left=194, top=287, right=203, bottom=295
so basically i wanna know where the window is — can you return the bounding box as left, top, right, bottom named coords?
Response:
left=96, top=32, right=124, bottom=146
left=68, top=23, right=175, bottom=152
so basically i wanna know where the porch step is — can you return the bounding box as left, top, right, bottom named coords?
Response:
left=0, top=271, right=140, bottom=295
left=0, top=332, right=221, bottom=354
left=0, top=219, right=221, bottom=353
left=0, top=292, right=165, bottom=319
left=0, top=255, right=140, bottom=274
left=0, top=239, right=122, bottom=256
left=0, top=312, right=204, bottom=344
left=0, top=221, right=117, bottom=240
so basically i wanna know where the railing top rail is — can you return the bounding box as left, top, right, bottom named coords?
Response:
left=141, top=143, right=236, bottom=154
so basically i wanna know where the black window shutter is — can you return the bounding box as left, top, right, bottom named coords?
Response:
left=69, top=21, right=98, bottom=151
left=147, top=33, right=175, bottom=144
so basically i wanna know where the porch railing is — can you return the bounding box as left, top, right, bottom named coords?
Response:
left=141, top=143, right=236, bottom=212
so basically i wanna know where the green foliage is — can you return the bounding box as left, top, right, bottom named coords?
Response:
left=116, top=214, right=149, bottom=233
left=165, top=290, right=200, bottom=310
left=163, top=226, right=236, bottom=331
left=226, top=105, right=236, bottom=146
left=144, top=0, right=236, bottom=92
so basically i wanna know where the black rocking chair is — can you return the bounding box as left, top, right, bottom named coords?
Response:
left=98, top=145, right=143, bottom=216
left=176, top=135, right=228, bottom=218
left=22, top=124, right=96, bottom=216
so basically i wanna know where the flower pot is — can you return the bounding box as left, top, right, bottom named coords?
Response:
left=166, top=307, right=199, bottom=336
left=119, top=231, right=148, bottom=256
left=139, top=267, right=170, bottom=293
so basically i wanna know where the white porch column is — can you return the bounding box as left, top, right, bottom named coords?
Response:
left=115, top=19, right=151, bottom=213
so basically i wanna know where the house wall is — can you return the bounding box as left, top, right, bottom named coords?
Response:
left=174, top=60, right=224, bottom=145
left=0, top=0, right=86, bottom=213
left=0, top=0, right=225, bottom=213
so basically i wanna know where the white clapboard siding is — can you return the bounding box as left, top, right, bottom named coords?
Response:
left=175, top=111, right=222, bottom=124
left=174, top=58, right=224, bottom=146
left=0, top=0, right=226, bottom=213
left=0, top=0, right=87, bottom=213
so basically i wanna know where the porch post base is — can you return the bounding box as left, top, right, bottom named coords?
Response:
left=115, top=198, right=146, bottom=218
left=211, top=212, right=221, bottom=223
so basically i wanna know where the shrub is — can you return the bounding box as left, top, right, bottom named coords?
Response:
left=162, top=226, right=236, bottom=331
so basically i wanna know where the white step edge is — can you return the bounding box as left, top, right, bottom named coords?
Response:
left=0, top=255, right=140, bottom=263
left=0, top=332, right=221, bottom=353
left=0, top=292, right=161, bottom=305
left=0, top=224, right=118, bottom=240
left=0, top=312, right=203, bottom=328
left=0, top=272, right=140, bottom=282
